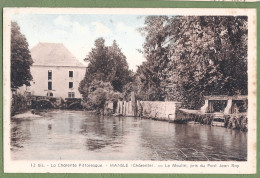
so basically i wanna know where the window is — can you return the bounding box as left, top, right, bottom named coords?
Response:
left=50, top=92, right=53, bottom=97
left=68, top=92, right=75, bottom=98
left=69, top=71, right=73, bottom=78
left=48, top=70, right=52, bottom=80
left=48, top=82, right=52, bottom=90
left=69, top=82, right=73, bottom=88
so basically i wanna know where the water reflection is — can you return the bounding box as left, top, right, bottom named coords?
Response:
left=79, top=115, right=125, bottom=151
left=11, top=120, right=31, bottom=150
left=11, top=110, right=247, bottom=161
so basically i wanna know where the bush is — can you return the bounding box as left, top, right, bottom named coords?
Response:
left=11, top=93, right=29, bottom=116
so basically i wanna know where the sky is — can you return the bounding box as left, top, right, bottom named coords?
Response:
left=12, top=14, right=146, bottom=71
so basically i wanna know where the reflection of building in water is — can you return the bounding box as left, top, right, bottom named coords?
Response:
left=18, top=43, right=86, bottom=99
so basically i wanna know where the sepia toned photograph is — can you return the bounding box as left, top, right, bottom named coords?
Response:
left=3, top=8, right=256, bottom=173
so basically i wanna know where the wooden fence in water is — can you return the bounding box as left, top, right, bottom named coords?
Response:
left=114, top=92, right=182, bottom=121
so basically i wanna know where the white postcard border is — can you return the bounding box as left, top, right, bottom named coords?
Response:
left=3, top=8, right=257, bottom=173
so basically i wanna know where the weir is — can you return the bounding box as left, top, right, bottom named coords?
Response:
left=175, top=95, right=248, bottom=131
left=113, top=93, right=248, bottom=131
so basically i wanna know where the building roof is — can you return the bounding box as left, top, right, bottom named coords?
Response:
left=30, top=43, right=86, bottom=67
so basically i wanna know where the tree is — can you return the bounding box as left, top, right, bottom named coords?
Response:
left=86, top=80, right=121, bottom=113
left=108, top=40, right=131, bottom=92
left=11, top=21, right=33, bottom=88
left=79, top=38, right=131, bottom=100
left=138, top=16, right=248, bottom=108
left=167, top=16, right=248, bottom=108
left=136, top=16, right=171, bottom=101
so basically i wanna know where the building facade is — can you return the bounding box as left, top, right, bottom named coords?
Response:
left=21, top=43, right=86, bottom=99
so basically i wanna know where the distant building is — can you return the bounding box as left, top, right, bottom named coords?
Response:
left=20, top=43, right=86, bottom=99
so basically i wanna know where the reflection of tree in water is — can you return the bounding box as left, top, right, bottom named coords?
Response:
left=11, top=120, right=31, bottom=150
left=86, top=139, right=108, bottom=151
left=79, top=115, right=125, bottom=151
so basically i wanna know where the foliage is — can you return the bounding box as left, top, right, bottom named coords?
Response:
left=136, top=16, right=171, bottom=101
left=138, top=16, right=248, bottom=109
left=87, top=80, right=121, bottom=112
left=11, top=21, right=33, bottom=88
left=11, top=93, right=28, bottom=116
left=108, top=40, right=132, bottom=92
left=79, top=38, right=131, bottom=100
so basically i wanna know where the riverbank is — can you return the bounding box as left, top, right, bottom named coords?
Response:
left=173, top=110, right=248, bottom=132
left=11, top=109, right=98, bottom=120
left=12, top=110, right=42, bottom=120
left=12, top=107, right=247, bottom=132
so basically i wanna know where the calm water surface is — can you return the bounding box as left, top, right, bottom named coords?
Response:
left=11, top=110, right=247, bottom=161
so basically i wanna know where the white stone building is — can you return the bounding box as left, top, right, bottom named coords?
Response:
left=22, top=43, right=86, bottom=99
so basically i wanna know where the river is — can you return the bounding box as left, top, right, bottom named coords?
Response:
left=11, top=110, right=247, bottom=161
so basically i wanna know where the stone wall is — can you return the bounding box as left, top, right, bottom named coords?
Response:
left=141, top=101, right=181, bottom=121
left=116, top=100, right=181, bottom=121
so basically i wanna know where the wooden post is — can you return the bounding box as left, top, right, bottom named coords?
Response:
left=123, top=101, right=126, bottom=116
left=224, top=99, right=232, bottom=114
left=131, top=91, right=137, bottom=116
left=201, top=100, right=209, bottom=113
left=208, top=101, right=213, bottom=113
left=116, top=99, right=120, bottom=114
left=119, top=100, right=123, bottom=115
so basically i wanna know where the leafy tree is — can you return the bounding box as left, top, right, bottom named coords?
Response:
left=138, top=16, right=248, bottom=108
left=87, top=80, right=121, bottom=113
left=108, top=40, right=131, bottom=92
left=136, top=16, right=171, bottom=101
left=79, top=38, right=131, bottom=100
left=121, top=71, right=144, bottom=101
left=167, top=16, right=248, bottom=108
left=11, top=21, right=33, bottom=88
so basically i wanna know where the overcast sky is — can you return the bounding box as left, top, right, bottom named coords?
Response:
left=12, top=14, right=146, bottom=71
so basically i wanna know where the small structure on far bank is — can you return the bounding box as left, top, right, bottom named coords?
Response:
left=175, top=95, right=248, bottom=131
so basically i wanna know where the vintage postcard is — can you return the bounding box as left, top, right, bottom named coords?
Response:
left=3, top=8, right=257, bottom=173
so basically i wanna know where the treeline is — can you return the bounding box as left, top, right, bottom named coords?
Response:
left=9, top=16, right=248, bottom=114
left=135, top=16, right=248, bottom=109
left=79, top=15, right=248, bottom=111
